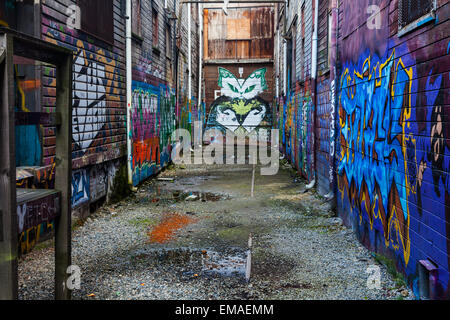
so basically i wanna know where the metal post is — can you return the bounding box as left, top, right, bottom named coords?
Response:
left=0, top=33, right=18, bottom=301
left=54, top=53, right=73, bottom=300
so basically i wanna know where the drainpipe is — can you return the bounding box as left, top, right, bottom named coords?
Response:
left=311, top=0, right=318, bottom=82
left=125, top=0, right=134, bottom=187
left=198, top=3, right=203, bottom=109
left=283, top=1, right=287, bottom=96
left=188, top=3, right=192, bottom=100
left=283, top=41, right=287, bottom=95
left=326, top=0, right=339, bottom=201
left=306, top=0, right=319, bottom=191
left=276, top=30, right=280, bottom=98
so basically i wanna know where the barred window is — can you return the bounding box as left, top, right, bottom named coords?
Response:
left=399, top=0, right=434, bottom=28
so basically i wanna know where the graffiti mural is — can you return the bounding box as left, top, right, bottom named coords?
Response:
left=17, top=192, right=60, bottom=255
left=205, top=67, right=272, bottom=138
left=89, top=164, right=108, bottom=202
left=274, top=0, right=449, bottom=298
left=278, top=87, right=315, bottom=181
left=72, top=49, right=108, bottom=154
left=337, top=40, right=450, bottom=297
left=338, top=47, right=416, bottom=266
left=131, top=81, right=176, bottom=186
left=42, top=17, right=124, bottom=160
left=71, top=169, right=90, bottom=208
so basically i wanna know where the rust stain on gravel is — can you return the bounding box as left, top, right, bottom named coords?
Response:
left=148, top=213, right=198, bottom=243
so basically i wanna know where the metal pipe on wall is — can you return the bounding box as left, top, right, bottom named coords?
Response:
left=198, top=3, right=203, bottom=108
left=306, top=0, right=319, bottom=190
left=125, top=0, right=133, bottom=186
left=188, top=3, right=192, bottom=100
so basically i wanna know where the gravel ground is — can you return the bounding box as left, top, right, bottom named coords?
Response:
left=18, top=162, right=414, bottom=300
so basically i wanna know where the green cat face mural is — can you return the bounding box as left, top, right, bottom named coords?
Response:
left=218, top=67, right=268, bottom=100
left=206, top=67, right=271, bottom=135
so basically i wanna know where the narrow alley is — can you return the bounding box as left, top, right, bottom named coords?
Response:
left=18, top=162, right=412, bottom=300
left=1, top=0, right=449, bottom=306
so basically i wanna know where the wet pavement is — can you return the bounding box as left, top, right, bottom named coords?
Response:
left=18, top=162, right=414, bottom=300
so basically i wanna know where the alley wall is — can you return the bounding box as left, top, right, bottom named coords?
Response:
left=275, top=0, right=450, bottom=299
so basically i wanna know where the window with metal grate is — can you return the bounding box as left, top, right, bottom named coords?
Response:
left=398, top=0, right=434, bottom=28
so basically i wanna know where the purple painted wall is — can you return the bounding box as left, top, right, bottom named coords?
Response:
left=336, top=0, right=450, bottom=298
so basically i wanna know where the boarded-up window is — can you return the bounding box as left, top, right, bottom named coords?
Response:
left=399, top=0, right=434, bottom=28
left=152, top=8, right=159, bottom=47
left=132, top=0, right=142, bottom=38
left=77, top=0, right=114, bottom=44
left=205, top=7, right=273, bottom=60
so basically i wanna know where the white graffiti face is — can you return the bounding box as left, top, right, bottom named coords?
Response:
left=242, top=105, right=267, bottom=133
left=216, top=100, right=267, bottom=133
left=216, top=106, right=240, bottom=132
left=72, top=50, right=107, bottom=153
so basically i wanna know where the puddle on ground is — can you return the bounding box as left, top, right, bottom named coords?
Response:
left=131, top=247, right=247, bottom=280
left=142, top=186, right=231, bottom=203
left=172, top=191, right=230, bottom=202
left=200, top=250, right=246, bottom=277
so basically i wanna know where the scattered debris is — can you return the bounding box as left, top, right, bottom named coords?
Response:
left=157, top=177, right=175, bottom=182
left=185, top=194, right=199, bottom=201
left=304, top=179, right=316, bottom=192
left=281, top=283, right=313, bottom=289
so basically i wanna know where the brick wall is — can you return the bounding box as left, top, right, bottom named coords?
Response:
left=336, top=0, right=450, bottom=298
left=276, top=0, right=450, bottom=298
left=41, top=0, right=127, bottom=213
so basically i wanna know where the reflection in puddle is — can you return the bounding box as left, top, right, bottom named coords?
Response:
left=201, top=250, right=246, bottom=278
left=132, top=247, right=247, bottom=280
left=146, top=185, right=231, bottom=203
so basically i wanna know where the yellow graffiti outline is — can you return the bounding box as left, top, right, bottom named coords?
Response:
left=14, top=65, right=30, bottom=112
left=339, top=49, right=413, bottom=266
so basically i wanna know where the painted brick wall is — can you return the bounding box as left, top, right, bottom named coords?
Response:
left=277, top=0, right=316, bottom=182
left=40, top=0, right=127, bottom=212
left=315, top=0, right=333, bottom=196
left=276, top=0, right=450, bottom=299
left=130, top=0, right=178, bottom=186
left=336, top=0, right=450, bottom=298
left=176, top=2, right=201, bottom=134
